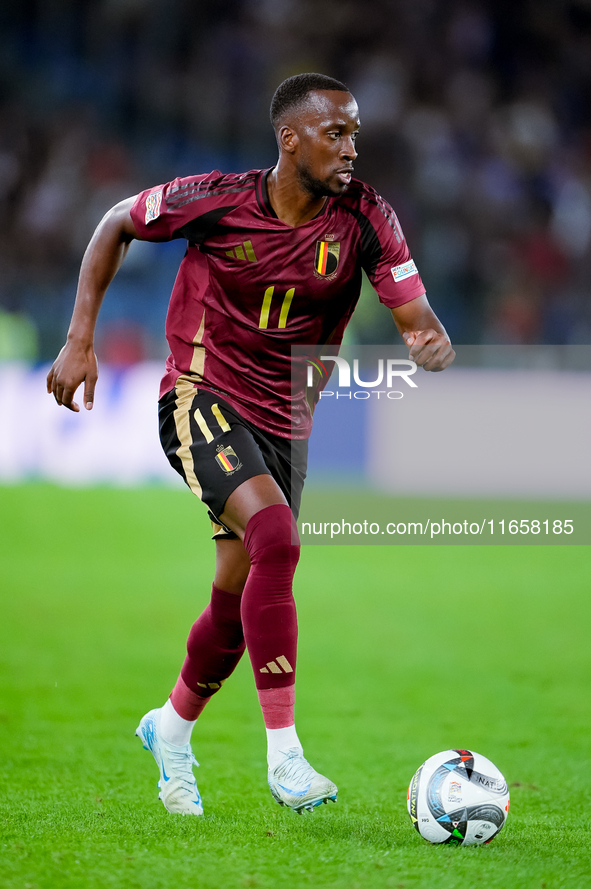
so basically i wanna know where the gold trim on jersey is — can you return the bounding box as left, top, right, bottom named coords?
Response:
left=189, top=310, right=206, bottom=378
left=172, top=379, right=203, bottom=498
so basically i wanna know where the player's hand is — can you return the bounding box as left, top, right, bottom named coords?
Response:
left=402, top=330, right=455, bottom=371
left=46, top=341, right=98, bottom=412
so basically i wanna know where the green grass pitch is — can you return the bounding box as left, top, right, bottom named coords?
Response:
left=1, top=484, right=590, bottom=889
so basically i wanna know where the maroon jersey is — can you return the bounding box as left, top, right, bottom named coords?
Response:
left=130, top=169, right=425, bottom=438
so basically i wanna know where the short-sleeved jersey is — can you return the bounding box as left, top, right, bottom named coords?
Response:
left=131, top=168, right=425, bottom=439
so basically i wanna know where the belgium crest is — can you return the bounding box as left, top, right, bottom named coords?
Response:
left=215, top=445, right=242, bottom=475
left=314, top=240, right=340, bottom=277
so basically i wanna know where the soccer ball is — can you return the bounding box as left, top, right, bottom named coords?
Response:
left=407, top=749, right=510, bottom=845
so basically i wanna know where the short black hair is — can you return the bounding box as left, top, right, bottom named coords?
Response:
left=270, top=73, right=349, bottom=128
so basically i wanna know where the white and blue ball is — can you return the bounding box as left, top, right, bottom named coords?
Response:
left=407, top=749, right=510, bottom=845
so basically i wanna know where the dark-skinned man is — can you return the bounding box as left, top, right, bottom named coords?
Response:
left=47, top=73, right=455, bottom=817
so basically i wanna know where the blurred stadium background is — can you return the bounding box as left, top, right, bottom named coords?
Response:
left=1, top=0, right=591, bottom=494
left=2, top=0, right=591, bottom=364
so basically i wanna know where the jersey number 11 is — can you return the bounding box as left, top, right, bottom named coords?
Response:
left=258, top=286, right=295, bottom=329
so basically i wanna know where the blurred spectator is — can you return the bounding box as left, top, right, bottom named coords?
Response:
left=0, top=308, right=38, bottom=361
left=1, top=0, right=591, bottom=358
left=97, top=321, right=150, bottom=367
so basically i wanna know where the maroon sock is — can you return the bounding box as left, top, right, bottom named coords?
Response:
left=257, top=686, right=296, bottom=728
left=169, top=675, right=210, bottom=722
left=241, top=504, right=300, bottom=694
left=172, top=584, right=246, bottom=720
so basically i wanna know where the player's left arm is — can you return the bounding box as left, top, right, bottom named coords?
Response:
left=390, top=293, right=455, bottom=372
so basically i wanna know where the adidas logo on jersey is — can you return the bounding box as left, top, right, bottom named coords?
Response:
left=225, top=240, right=257, bottom=262
left=260, top=655, right=293, bottom=674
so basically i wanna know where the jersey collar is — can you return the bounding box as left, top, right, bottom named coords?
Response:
left=256, top=168, right=331, bottom=224
left=256, top=169, right=277, bottom=218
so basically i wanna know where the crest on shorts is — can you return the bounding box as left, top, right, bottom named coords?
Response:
left=215, top=445, right=242, bottom=475
left=314, top=240, right=340, bottom=277
left=145, top=190, right=162, bottom=224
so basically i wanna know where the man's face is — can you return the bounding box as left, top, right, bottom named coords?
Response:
left=292, top=90, right=360, bottom=199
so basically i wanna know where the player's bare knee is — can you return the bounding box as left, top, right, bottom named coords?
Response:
left=214, top=538, right=251, bottom=594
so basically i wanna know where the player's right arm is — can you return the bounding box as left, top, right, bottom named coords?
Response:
left=47, top=196, right=139, bottom=412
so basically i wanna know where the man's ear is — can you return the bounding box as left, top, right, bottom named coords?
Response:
left=278, top=125, right=298, bottom=154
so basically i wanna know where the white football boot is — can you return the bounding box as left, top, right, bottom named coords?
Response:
left=135, top=708, right=203, bottom=815
left=268, top=747, right=338, bottom=813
